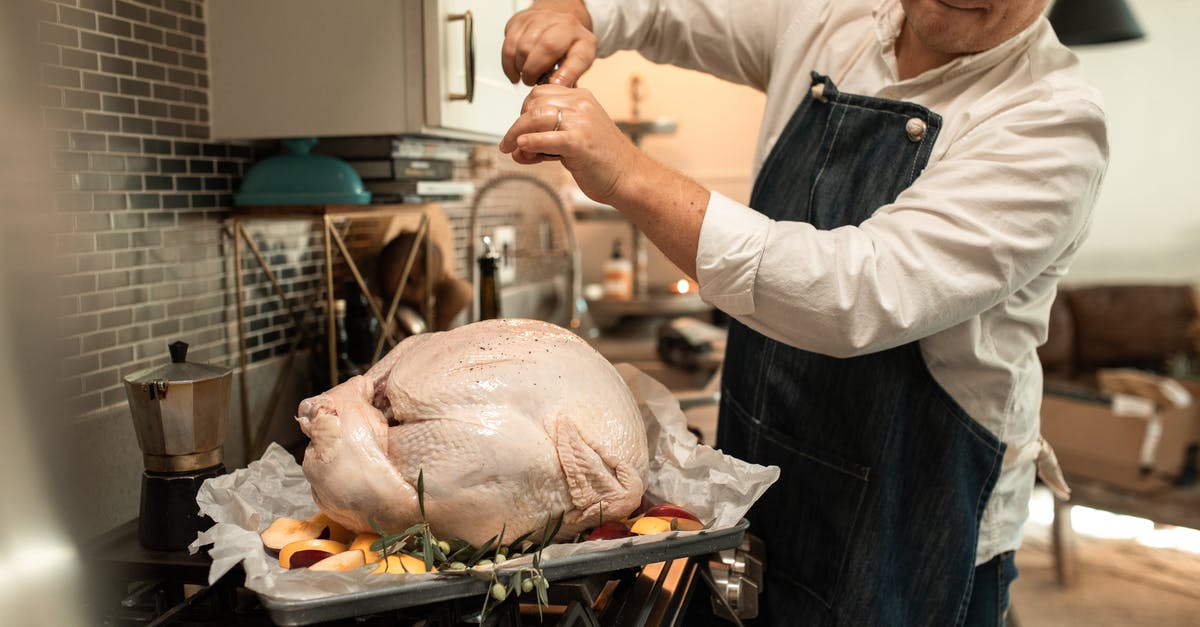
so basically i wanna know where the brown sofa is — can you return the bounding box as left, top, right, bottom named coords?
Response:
left=1038, top=285, right=1200, bottom=491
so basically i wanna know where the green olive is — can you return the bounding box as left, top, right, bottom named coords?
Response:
left=491, top=583, right=507, bottom=602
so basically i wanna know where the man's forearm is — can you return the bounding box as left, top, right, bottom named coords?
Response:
left=609, top=152, right=709, bottom=279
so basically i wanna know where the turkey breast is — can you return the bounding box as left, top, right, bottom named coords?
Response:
left=297, top=318, right=649, bottom=546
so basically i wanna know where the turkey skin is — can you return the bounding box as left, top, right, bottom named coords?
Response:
left=297, top=318, right=649, bottom=546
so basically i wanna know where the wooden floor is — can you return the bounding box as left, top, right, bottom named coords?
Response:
left=1010, top=489, right=1200, bottom=626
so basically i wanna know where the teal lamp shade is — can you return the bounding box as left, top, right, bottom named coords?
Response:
left=1049, top=0, right=1146, bottom=46
left=234, top=138, right=371, bottom=206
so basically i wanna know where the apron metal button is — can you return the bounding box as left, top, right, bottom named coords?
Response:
left=905, top=117, right=926, bottom=142
left=810, top=83, right=828, bottom=102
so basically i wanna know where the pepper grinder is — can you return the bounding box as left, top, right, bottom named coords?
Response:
left=477, top=235, right=502, bottom=320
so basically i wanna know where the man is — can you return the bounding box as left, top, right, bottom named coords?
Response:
left=500, top=1, right=1107, bottom=625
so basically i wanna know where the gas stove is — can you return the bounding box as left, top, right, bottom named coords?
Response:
left=84, top=520, right=762, bottom=627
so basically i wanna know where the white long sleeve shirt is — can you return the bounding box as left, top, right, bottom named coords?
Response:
left=586, top=0, right=1108, bottom=564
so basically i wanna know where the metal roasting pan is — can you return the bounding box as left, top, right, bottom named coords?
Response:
left=259, top=518, right=750, bottom=626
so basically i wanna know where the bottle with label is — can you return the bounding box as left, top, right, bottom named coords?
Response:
left=478, top=235, right=502, bottom=320
left=603, top=238, right=633, bottom=300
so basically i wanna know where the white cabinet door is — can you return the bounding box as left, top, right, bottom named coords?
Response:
left=424, top=0, right=529, bottom=141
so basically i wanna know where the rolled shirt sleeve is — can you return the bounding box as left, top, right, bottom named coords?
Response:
left=696, top=92, right=1108, bottom=358
left=584, top=0, right=805, bottom=90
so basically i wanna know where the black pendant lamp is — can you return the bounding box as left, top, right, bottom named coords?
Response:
left=1048, top=0, right=1146, bottom=46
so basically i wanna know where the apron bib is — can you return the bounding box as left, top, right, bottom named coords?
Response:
left=718, top=72, right=1006, bottom=626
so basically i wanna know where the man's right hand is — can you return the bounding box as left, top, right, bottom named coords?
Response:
left=502, top=0, right=596, bottom=87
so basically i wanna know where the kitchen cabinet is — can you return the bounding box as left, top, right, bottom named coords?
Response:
left=208, top=0, right=529, bottom=142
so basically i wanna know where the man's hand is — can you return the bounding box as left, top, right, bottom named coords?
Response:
left=502, top=0, right=596, bottom=87
left=499, top=85, right=709, bottom=278
left=499, top=84, right=639, bottom=205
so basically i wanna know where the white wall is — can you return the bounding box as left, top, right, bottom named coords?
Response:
left=1066, top=0, right=1200, bottom=284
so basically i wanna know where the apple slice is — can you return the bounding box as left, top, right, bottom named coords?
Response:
left=310, top=549, right=367, bottom=572
left=371, top=554, right=430, bottom=574
left=349, top=533, right=383, bottom=564
left=586, top=521, right=633, bottom=541
left=307, top=512, right=356, bottom=545
left=642, top=504, right=702, bottom=525
left=278, top=539, right=348, bottom=569
left=261, top=517, right=328, bottom=555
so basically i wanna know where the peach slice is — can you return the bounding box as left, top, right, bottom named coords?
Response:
left=260, top=517, right=328, bottom=555
left=278, top=539, right=348, bottom=569
left=307, top=512, right=356, bottom=545
left=371, top=554, right=430, bottom=574
left=349, top=533, right=383, bottom=564
left=629, top=516, right=675, bottom=536
left=310, top=549, right=367, bottom=572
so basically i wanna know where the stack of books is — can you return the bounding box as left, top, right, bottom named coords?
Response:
left=318, top=137, right=477, bottom=203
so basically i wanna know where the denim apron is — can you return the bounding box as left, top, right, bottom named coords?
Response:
left=717, top=72, right=1007, bottom=626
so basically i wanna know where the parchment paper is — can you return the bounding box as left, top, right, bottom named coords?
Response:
left=190, top=363, right=779, bottom=601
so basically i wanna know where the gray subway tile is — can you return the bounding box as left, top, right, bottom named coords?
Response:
left=133, top=303, right=165, bottom=323
left=97, top=15, right=132, bottom=38
left=173, top=140, right=199, bottom=156
left=56, top=191, right=93, bottom=212
left=148, top=9, right=177, bottom=30
left=169, top=104, right=196, bottom=120
left=108, top=134, right=141, bottom=152
left=79, top=0, right=115, bottom=13
left=153, top=83, right=181, bottom=101
left=175, top=176, right=201, bottom=191
left=40, top=22, right=79, bottom=47
left=42, top=66, right=81, bottom=89
left=97, top=232, right=131, bottom=250
left=125, top=156, right=156, bottom=172
left=73, top=173, right=110, bottom=191
left=101, top=347, right=135, bottom=369
left=61, top=48, right=99, bottom=71
left=98, top=270, right=132, bottom=290
left=85, top=112, right=121, bottom=132
left=120, top=115, right=153, bottom=133
left=117, top=323, right=150, bottom=344
left=134, top=24, right=164, bottom=45
left=166, top=66, right=192, bottom=85
left=119, top=77, right=151, bottom=97
left=201, top=144, right=227, bottom=158
left=111, top=212, right=145, bottom=229
left=108, top=174, right=142, bottom=190
left=75, top=213, right=113, bottom=232
left=54, top=151, right=90, bottom=171
left=57, top=233, right=96, bottom=254
left=82, top=369, right=119, bottom=394
left=136, top=62, right=165, bottom=81
left=137, top=99, right=168, bottom=117
left=114, top=287, right=148, bottom=307
left=82, top=71, right=119, bottom=93
left=163, top=0, right=191, bottom=16
left=59, top=6, right=99, bottom=30
left=93, top=193, right=128, bottom=210
left=100, top=55, right=134, bottom=76
left=80, top=32, right=117, bottom=54
left=144, top=175, right=172, bottom=190
left=159, top=158, right=185, bottom=173
left=91, top=154, right=125, bottom=172
left=101, top=94, right=136, bottom=114
left=184, top=124, right=207, bottom=139
left=155, top=120, right=183, bottom=137
left=100, top=308, right=134, bottom=328
left=131, top=229, right=162, bottom=247
left=161, top=194, right=189, bottom=209
left=63, top=353, right=100, bottom=378
left=163, top=31, right=191, bottom=51
left=80, top=292, right=116, bottom=313
left=63, top=89, right=102, bottom=110
left=178, top=16, right=204, bottom=37
left=153, top=46, right=181, bottom=67
left=114, top=1, right=147, bottom=22
left=76, top=252, right=115, bottom=273
left=142, top=138, right=171, bottom=154
left=128, top=194, right=160, bottom=210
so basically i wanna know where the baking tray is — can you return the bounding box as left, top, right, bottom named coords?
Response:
left=260, top=518, right=749, bottom=626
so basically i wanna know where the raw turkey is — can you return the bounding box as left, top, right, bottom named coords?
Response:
left=297, top=318, right=649, bottom=546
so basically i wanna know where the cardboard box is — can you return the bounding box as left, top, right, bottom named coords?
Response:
left=1041, top=378, right=1200, bottom=492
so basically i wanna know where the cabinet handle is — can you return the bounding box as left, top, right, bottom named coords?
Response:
left=447, top=10, right=475, bottom=103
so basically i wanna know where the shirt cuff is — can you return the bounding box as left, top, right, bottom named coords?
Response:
left=696, top=191, right=770, bottom=316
